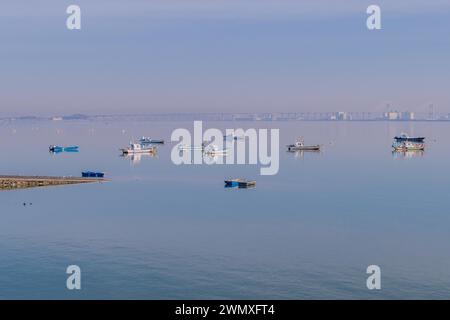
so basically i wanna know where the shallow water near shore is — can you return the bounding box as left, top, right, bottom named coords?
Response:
left=0, top=120, right=449, bottom=299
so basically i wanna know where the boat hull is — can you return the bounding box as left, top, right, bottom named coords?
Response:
left=121, top=149, right=155, bottom=155
left=287, top=145, right=320, bottom=151
left=393, top=146, right=424, bottom=151
left=141, top=139, right=164, bottom=144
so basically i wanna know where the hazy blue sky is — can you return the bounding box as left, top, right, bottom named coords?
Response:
left=1, top=0, right=449, bottom=116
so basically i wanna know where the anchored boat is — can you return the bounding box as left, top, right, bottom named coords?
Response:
left=392, top=133, right=425, bottom=151
left=204, top=145, right=229, bottom=155
left=287, top=139, right=320, bottom=151
left=121, top=143, right=156, bottom=155
left=224, top=179, right=256, bottom=188
left=49, top=145, right=79, bottom=153
left=82, top=171, right=105, bottom=178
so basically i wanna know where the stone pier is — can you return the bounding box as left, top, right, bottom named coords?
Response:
left=0, top=175, right=106, bottom=190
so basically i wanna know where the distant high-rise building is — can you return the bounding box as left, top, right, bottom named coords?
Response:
left=385, top=111, right=400, bottom=120
left=401, top=111, right=415, bottom=120
left=426, top=104, right=438, bottom=120
left=335, top=112, right=348, bottom=121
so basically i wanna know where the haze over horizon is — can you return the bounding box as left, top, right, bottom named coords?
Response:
left=1, top=0, right=449, bottom=117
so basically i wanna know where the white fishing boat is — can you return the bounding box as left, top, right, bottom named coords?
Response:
left=287, top=138, right=320, bottom=151
left=392, top=133, right=425, bottom=151
left=204, top=145, right=229, bottom=155
left=121, top=143, right=156, bottom=155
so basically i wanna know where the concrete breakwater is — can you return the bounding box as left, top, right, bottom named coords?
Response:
left=0, top=175, right=106, bottom=190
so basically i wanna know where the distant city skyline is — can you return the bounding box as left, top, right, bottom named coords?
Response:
left=3, top=109, right=450, bottom=122
left=1, top=0, right=450, bottom=116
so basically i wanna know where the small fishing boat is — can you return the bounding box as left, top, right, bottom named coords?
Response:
left=49, top=145, right=79, bottom=153
left=224, top=179, right=256, bottom=188
left=82, top=171, right=105, bottom=178
left=121, top=143, right=156, bottom=155
left=392, top=133, right=425, bottom=151
left=287, top=139, right=320, bottom=151
left=204, top=145, right=229, bottom=155
left=139, top=137, right=164, bottom=144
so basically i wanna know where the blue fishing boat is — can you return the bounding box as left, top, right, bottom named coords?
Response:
left=49, top=145, right=64, bottom=153
left=82, top=171, right=105, bottom=178
left=225, top=179, right=241, bottom=188
left=49, top=145, right=79, bottom=153
left=225, top=179, right=256, bottom=188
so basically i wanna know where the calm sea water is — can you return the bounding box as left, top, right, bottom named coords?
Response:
left=0, top=120, right=449, bottom=299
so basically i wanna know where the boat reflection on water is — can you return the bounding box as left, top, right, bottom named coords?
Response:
left=392, top=150, right=424, bottom=159
left=202, top=152, right=223, bottom=164
left=177, top=148, right=229, bottom=164
left=288, top=149, right=321, bottom=159
left=121, top=152, right=157, bottom=165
